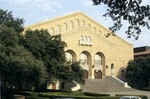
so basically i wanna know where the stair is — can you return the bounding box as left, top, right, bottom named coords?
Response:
left=81, top=78, right=137, bottom=92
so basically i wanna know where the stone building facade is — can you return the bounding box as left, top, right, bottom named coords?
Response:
left=25, top=12, right=133, bottom=80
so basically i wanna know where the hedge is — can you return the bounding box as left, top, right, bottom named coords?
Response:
left=84, top=92, right=110, bottom=96
left=13, top=91, right=38, bottom=96
left=25, top=96, right=50, bottom=99
left=142, top=87, right=150, bottom=91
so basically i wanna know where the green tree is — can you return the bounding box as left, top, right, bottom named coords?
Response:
left=92, top=0, right=150, bottom=39
left=20, top=29, right=66, bottom=76
left=126, top=56, right=150, bottom=89
left=0, top=8, right=24, bottom=33
left=21, top=29, right=85, bottom=84
left=0, top=9, right=46, bottom=90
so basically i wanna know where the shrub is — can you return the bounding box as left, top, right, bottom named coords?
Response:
left=142, top=87, right=150, bottom=91
left=84, top=92, right=110, bottom=96
left=13, top=91, right=38, bottom=96
left=25, top=96, right=49, bottom=99
left=1, top=94, right=14, bottom=99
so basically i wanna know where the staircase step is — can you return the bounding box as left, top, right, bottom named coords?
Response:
left=81, top=78, right=137, bottom=92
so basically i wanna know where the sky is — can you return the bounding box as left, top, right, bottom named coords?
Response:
left=0, top=0, right=149, bottom=47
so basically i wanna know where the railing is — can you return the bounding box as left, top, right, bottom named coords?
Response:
left=108, top=76, right=131, bottom=88
left=71, top=81, right=81, bottom=91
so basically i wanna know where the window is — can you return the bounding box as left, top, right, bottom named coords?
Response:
left=81, top=20, right=85, bottom=26
left=83, top=36, right=87, bottom=41
left=49, top=27, right=54, bottom=35
left=93, top=27, right=96, bottom=31
left=80, top=53, right=88, bottom=65
left=75, top=19, right=79, bottom=28
left=56, top=25, right=61, bottom=34
left=99, top=31, right=102, bottom=35
left=94, top=54, right=102, bottom=65
left=80, top=35, right=84, bottom=40
left=69, top=21, right=73, bottom=29
left=63, top=23, right=67, bottom=31
left=87, top=24, right=91, bottom=28
left=65, top=52, right=73, bottom=62
left=87, top=36, right=91, bottom=42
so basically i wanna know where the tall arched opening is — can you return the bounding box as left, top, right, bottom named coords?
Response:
left=80, top=51, right=92, bottom=79
left=65, top=50, right=77, bottom=62
left=94, top=52, right=105, bottom=79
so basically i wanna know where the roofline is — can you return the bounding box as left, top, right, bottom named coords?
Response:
left=25, top=12, right=133, bottom=46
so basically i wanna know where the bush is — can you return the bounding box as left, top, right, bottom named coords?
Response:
left=84, top=92, right=110, bottom=96
left=142, top=87, right=150, bottom=91
left=1, top=94, right=14, bottom=99
left=13, top=91, right=38, bottom=96
left=25, top=96, right=49, bottom=99
left=38, top=92, right=118, bottom=99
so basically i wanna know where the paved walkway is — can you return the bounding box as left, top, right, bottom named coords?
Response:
left=81, top=79, right=150, bottom=99
left=99, top=90, right=150, bottom=99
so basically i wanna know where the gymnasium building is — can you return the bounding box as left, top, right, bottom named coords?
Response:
left=25, top=12, right=133, bottom=90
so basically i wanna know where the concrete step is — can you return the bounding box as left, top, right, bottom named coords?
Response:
left=81, top=78, right=137, bottom=92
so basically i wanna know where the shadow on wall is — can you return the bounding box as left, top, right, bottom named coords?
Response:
left=117, top=67, right=127, bottom=82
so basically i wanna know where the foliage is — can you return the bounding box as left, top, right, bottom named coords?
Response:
left=92, top=0, right=150, bottom=39
left=0, top=9, right=46, bottom=90
left=21, top=29, right=66, bottom=77
left=57, top=62, right=85, bottom=84
left=38, top=91, right=117, bottom=99
left=25, top=96, right=49, bottom=99
left=21, top=29, right=85, bottom=84
left=126, top=56, right=150, bottom=89
left=0, top=8, right=24, bottom=33
left=70, top=62, right=85, bottom=84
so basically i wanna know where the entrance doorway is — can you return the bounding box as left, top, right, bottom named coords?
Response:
left=84, top=70, right=88, bottom=79
left=52, top=82, right=56, bottom=89
left=94, top=70, right=102, bottom=79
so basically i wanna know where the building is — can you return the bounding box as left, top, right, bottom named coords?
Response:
left=25, top=12, right=133, bottom=90
left=134, top=46, right=150, bottom=58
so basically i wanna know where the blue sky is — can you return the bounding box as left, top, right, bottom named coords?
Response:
left=0, top=0, right=149, bottom=47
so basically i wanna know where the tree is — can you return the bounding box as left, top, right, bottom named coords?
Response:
left=0, top=8, right=24, bottom=33
left=92, top=0, right=150, bottom=39
left=126, top=56, right=150, bottom=89
left=21, top=29, right=85, bottom=84
left=0, top=9, right=46, bottom=90
left=20, top=29, right=66, bottom=76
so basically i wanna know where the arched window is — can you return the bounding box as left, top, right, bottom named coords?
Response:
left=99, top=31, right=102, bottom=35
left=87, top=36, right=91, bottom=42
left=63, top=23, right=67, bottom=31
left=75, top=19, right=79, bottom=28
left=87, top=24, right=91, bottom=28
left=65, top=52, right=73, bottom=62
left=80, top=35, right=84, bottom=40
left=94, top=54, right=102, bottom=65
left=83, top=36, right=87, bottom=41
left=56, top=25, right=61, bottom=34
left=49, top=27, right=54, bottom=35
left=81, top=20, right=85, bottom=27
left=80, top=53, right=88, bottom=65
left=93, top=27, right=96, bottom=31
left=69, top=21, right=73, bottom=29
